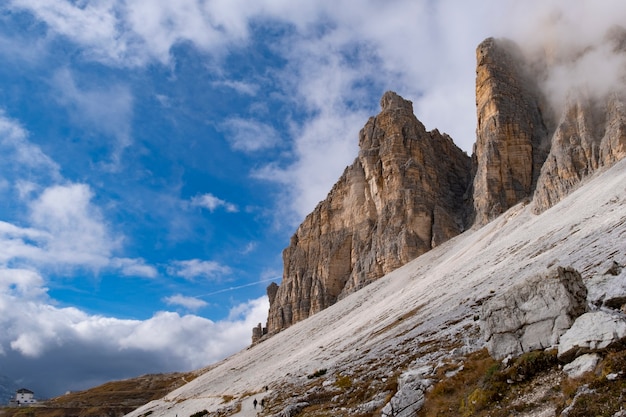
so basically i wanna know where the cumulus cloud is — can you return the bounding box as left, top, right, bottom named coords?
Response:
left=0, top=112, right=155, bottom=277
left=191, top=193, right=238, bottom=213
left=167, top=259, right=232, bottom=281
left=27, top=183, right=118, bottom=267
left=163, top=294, right=208, bottom=311
left=0, top=277, right=268, bottom=396
left=221, top=118, right=280, bottom=152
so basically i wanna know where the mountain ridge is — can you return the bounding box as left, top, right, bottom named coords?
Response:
left=264, top=34, right=626, bottom=338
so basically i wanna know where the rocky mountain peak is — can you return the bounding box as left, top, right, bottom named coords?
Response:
left=379, top=90, right=413, bottom=113
left=264, top=90, right=472, bottom=335
left=259, top=33, right=626, bottom=338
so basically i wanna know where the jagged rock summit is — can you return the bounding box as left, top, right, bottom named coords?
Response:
left=265, top=91, right=472, bottom=334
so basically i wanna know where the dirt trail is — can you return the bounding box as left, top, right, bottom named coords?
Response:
left=231, top=390, right=271, bottom=417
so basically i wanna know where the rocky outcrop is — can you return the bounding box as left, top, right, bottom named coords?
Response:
left=533, top=92, right=626, bottom=213
left=481, top=266, right=587, bottom=360
left=586, top=261, right=626, bottom=311
left=473, top=34, right=626, bottom=217
left=266, top=91, right=472, bottom=334
left=558, top=310, right=626, bottom=362
left=381, top=366, right=433, bottom=417
left=472, top=37, right=551, bottom=225
left=562, top=353, right=601, bottom=379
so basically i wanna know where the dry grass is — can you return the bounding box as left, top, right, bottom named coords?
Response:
left=0, top=372, right=197, bottom=417
left=558, top=350, right=626, bottom=417
left=421, top=347, right=626, bottom=417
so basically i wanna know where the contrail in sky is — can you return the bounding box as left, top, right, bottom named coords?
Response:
left=198, top=277, right=279, bottom=297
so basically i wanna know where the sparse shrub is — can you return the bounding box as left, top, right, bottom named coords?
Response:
left=335, top=374, right=352, bottom=389
left=422, top=349, right=562, bottom=417
left=459, top=387, right=491, bottom=416
left=307, top=369, right=327, bottom=379
left=501, top=350, right=558, bottom=383
left=421, top=349, right=500, bottom=416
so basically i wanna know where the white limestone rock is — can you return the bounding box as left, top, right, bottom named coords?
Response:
left=481, top=266, right=587, bottom=359
left=381, top=368, right=433, bottom=417
left=586, top=262, right=626, bottom=310
left=558, top=310, right=626, bottom=361
left=563, top=353, right=601, bottom=379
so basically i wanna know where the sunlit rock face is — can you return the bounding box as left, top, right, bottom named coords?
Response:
left=266, top=91, right=472, bottom=334
left=472, top=37, right=551, bottom=226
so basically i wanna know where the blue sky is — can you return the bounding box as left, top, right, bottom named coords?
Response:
left=0, top=0, right=623, bottom=400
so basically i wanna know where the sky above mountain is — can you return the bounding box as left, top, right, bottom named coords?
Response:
left=0, top=0, right=624, bottom=399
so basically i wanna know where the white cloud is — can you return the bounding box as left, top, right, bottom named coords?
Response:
left=163, top=294, right=208, bottom=311
left=52, top=68, right=134, bottom=171
left=0, top=112, right=154, bottom=278
left=27, top=183, right=117, bottom=267
left=221, top=117, right=281, bottom=153
left=213, top=79, right=259, bottom=96
left=0, top=268, right=47, bottom=299
left=7, top=0, right=132, bottom=64
left=0, top=272, right=268, bottom=395
left=111, top=257, right=159, bottom=278
left=168, top=259, right=232, bottom=281
left=0, top=112, right=61, bottom=181
left=191, top=193, right=238, bottom=213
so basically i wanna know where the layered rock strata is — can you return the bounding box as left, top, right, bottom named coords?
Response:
left=265, top=92, right=472, bottom=334
left=533, top=92, right=626, bottom=212
left=472, top=37, right=551, bottom=225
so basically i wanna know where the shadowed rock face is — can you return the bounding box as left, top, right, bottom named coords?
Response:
left=266, top=92, right=472, bottom=334
left=533, top=92, right=626, bottom=213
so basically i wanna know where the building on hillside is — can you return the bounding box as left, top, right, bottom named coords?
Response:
left=8, top=388, right=37, bottom=406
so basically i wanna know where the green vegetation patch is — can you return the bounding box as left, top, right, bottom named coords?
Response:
left=422, top=349, right=559, bottom=417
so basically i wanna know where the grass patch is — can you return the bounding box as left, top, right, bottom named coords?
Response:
left=335, top=374, right=352, bottom=389
left=559, top=350, right=626, bottom=417
left=422, top=349, right=559, bottom=417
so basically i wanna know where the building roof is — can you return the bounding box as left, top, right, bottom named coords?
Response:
left=17, top=388, right=34, bottom=394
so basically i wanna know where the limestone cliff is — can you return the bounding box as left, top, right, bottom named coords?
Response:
left=261, top=32, right=626, bottom=337
left=533, top=92, right=626, bottom=213
left=472, top=37, right=551, bottom=225
left=473, top=34, right=626, bottom=216
left=265, top=92, right=472, bottom=334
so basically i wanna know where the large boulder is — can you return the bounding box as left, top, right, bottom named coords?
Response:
left=562, top=353, right=602, bottom=379
left=557, top=310, right=626, bottom=362
left=586, top=261, right=626, bottom=311
left=481, top=266, right=587, bottom=360
left=381, top=367, right=433, bottom=417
